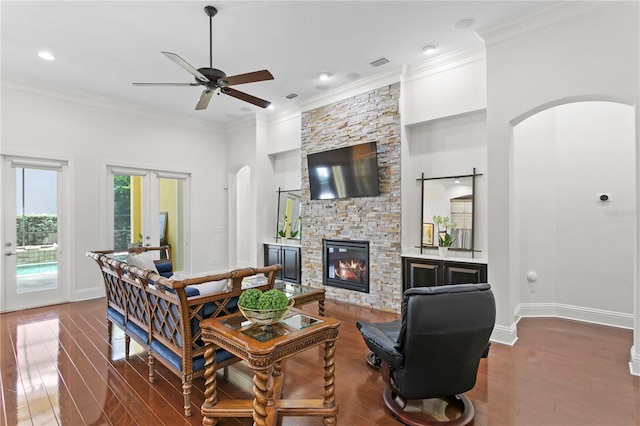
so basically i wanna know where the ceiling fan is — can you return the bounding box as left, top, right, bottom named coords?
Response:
left=133, top=5, right=274, bottom=110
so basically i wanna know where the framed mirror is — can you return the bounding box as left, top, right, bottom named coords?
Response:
left=276, top=188, right=302, bottom=242
left=418, top=169, right=480, bottom=256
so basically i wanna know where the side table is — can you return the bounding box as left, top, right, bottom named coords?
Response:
left=200, top=310, right=340, bottom=426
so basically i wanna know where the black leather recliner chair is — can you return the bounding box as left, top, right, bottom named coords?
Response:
left=357, top=284, right=496, bottom=426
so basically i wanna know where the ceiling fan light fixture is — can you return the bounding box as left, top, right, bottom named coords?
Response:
left=38, top=51, right=55, bottom=61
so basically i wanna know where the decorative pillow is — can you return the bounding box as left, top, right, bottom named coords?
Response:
left=169, top=273, right=229, bottom=296
left=126, top=253, right=159, bottom=273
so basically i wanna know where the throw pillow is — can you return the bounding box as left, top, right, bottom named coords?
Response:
left=126, top=253, right=159, bottom=273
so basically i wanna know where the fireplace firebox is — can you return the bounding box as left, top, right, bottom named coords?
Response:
left=323, top=239, right=370, bottom=293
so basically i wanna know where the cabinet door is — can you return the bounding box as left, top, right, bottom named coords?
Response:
left=444, top=262, right=487, bottom=285
left=281, top=246, right=301, bottom=284
left=404, top=259, right=441, bottom=290
left=264, top=245, right=283, bottom=279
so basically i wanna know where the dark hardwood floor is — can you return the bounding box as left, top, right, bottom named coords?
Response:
left=1, top=297, right=639, bottom=425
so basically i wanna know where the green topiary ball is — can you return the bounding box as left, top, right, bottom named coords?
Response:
left=256, top=289, right=289, bottom=310
left=239, top=288, right=262, bottom=309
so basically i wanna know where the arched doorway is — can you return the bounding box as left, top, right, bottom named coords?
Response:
left=512, top=101, right=635, bottom=326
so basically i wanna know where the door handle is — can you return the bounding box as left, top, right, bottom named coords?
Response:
left=5, top=251, right=16, bottom=256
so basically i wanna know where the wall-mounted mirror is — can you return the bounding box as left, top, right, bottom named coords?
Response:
left=276, top=188, right=302, bottom=242
left=418, top=169, right=480, bottom=256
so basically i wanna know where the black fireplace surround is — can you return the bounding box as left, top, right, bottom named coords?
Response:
left=323, top=239, right=370, bottom=293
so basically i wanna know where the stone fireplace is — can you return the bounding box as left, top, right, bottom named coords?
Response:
left=323, top=239, right=370, bottom=293
left=300, top=83, right=402, bottom=312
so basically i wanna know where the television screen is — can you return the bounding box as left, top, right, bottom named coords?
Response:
left=307, top=142, right=380, bottom=200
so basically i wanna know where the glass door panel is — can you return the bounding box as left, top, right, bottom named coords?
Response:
left=15, top=167, right=59, bottom=293
left=112, top=173, right=145, bottom=250
left=159, top=177, right=184, bottom=271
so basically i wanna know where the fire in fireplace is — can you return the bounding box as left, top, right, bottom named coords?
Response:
left=323, top=239, right=370, bottom=293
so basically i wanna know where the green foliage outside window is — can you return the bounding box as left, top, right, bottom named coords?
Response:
left=16, top=214, right=57, bottom=246
left=114, top=175, right=132, bottom=250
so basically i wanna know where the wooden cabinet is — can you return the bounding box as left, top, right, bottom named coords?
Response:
left=402, top=256, right=487, bottom=291
left=264, top=244, right=301, bottom=284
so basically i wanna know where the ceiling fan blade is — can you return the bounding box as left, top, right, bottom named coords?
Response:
left=218, top=70, right=274, bottom=86
left=221, top=87, right=271, bottom=108
left=195, top=89, right=214, bottom=110
left=132, top=83, right=200, bottom=87
left=162, top=51, right=209, bottom=83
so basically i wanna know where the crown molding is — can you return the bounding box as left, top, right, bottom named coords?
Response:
left=1, top=74, right=226, bottom=134
left=476, top=1, right=610, bottom=47
left=267, top=110, right=302, bottom=127
left=224, top=114, right=258, bottom=133
left=403, top=45, right=485, bottom=83
left=298, top=66, right=403, bottom=112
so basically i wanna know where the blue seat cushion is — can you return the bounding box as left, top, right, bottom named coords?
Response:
left=107, top=307, right=125, bottom=327
left=126, top=321, right=149, bottom=344
left=150, top=338, right=236, bottom=372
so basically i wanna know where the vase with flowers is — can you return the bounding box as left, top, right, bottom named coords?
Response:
left=433, top=215, right=457, bottom=257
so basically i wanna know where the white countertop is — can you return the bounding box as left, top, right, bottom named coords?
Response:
left=263, top=240, right=302, bottom=248
left=402, top=248, right=487, bottom=264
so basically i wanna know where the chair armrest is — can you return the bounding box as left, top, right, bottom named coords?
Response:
left=359, top=324, right=403, bottom=369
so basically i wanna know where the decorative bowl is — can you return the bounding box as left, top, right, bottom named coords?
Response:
left=238, top=299, right=295, bottom=325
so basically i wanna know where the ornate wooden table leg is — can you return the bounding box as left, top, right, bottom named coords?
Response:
left=267, top=362, right=281, bottom=406
left=252, top=368, right=270, bottom=426
left=323, top=340, right=337, bottom=425
left=201, top=344, right=219, bottom=426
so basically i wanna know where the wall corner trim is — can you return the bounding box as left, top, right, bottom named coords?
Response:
left=629, top=346, right=640, bottom=376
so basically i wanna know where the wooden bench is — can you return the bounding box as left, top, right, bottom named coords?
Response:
left=86, top=248, right=281, bottom=416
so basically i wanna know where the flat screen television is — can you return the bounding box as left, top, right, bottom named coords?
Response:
left=307, top=142, right=380, bottom=200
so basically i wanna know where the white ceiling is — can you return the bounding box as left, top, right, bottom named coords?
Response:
left=1, top=1, right=557, bottom=124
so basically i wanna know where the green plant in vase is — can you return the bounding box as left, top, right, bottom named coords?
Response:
left=433, top=215, right=457, bottom=256
left=289, top=216, right=301, bottom=238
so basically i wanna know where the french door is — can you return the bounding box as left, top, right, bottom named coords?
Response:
left=2, top=156, right=69, bottom=311
left=107, top=166, right=189, bottom=272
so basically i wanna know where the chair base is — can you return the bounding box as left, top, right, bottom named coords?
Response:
left=365, top=351, right=381, bottom=370
left=383, top=388, right=474, bottom=426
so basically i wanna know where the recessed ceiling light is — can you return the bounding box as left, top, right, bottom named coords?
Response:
left=422, top=45, right=437, bottom=54
left=240, top=106, right=251, bottom=112
left=283, top=93, right=299, bottom=100
left=267, top=104, right=275, bottom=110
left=346, top=73, right=360, bottom=80
left=453, top=17, right=476, bottom=31
left=38, top=51, right=55, bottom=61
left=318, top=72, right=332, bottom=81
left=226, top=113, right=237, bottom=119
left=315, top=85, right=330, bottom=91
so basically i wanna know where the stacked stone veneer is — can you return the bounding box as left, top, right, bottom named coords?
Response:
left=300, top=84, right=402, bottom=312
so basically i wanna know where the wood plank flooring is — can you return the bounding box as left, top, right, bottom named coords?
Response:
left=1, top=298, right=639, bottom=425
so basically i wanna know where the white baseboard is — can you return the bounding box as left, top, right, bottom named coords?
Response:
left=74, top=286, right=104, bottom=301
left=490, top=323, right=518, bottom=346
left=630, top=346, right=640, bottom=376
left=515, top=303, right=633, bottom=330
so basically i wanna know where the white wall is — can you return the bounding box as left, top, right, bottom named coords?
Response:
left=1, top=77, right=228, bottom=300
left=514, top=102, right=635, bottom=319
left=479, top=1, right=639, bottom=344
left=225, top=116, right=276, bottom=267
left=402, top=48, right=486, bottom=126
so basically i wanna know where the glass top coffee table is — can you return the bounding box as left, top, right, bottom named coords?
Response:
left=200, top=309, right=340, bottom=426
